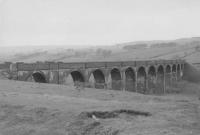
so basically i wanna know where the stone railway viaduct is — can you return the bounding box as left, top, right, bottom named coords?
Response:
left=10, top=59, right=185, bottom=94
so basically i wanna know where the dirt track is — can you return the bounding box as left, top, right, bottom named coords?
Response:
left=0, top=80, right=199, bottom=135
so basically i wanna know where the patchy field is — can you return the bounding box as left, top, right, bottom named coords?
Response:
left=0, top=80, right=199, bottom=135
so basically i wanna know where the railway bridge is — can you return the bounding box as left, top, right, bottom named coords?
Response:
left=12, top=59, right=185, bottom=94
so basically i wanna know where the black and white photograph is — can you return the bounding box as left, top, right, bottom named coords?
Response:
left=0, top=0, right=200, bottom=134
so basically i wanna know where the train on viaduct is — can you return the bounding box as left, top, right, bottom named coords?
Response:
left=7, top=59, right=185, bottom=94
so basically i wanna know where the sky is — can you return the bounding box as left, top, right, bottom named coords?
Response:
left=0, top=0, right=200, bottom=47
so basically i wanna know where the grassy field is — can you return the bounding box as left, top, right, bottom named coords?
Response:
left=0, top=80, right=199, bottom=135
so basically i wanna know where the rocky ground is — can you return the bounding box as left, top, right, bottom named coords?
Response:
left=0, top=80, right=199, bottom=135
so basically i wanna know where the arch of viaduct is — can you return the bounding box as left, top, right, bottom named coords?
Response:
left=14, top=59, right=185, bottom=94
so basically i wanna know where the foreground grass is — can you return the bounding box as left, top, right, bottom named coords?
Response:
left=0, top=80, right=199, bottom=135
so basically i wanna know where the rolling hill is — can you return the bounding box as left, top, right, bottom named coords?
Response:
left=0, top=37, right=200, bottom=63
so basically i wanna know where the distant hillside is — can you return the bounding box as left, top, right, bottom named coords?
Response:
left=0, top=37, right=200, bottom=63
left=117, top=37, right=200, bottom=47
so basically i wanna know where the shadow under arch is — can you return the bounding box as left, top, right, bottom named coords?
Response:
left=172, top=64, right=177, bottom=82
left=137, top=66, right=146, bottom=94
left=156, top=65, right=164, bottom=94
left=181, top=64, right=184, bottom=70
left=165, top=65, right=171, bottom=93
left=148, top=66, right=156, bottom=94
left=172, top=64, right=176, bottom=73
left=125, top=67, right=136, bottom=92
left=177, top=64, right=181, bottom=81
left=110, top=68, right=121, bottom=90
left=70, top=70, right=85, bottom=85
left=166, top=65, right=171, bottom=73
left=29, top=71, right=47, bottom=83
left=89, top=69, right=105, bottom=89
